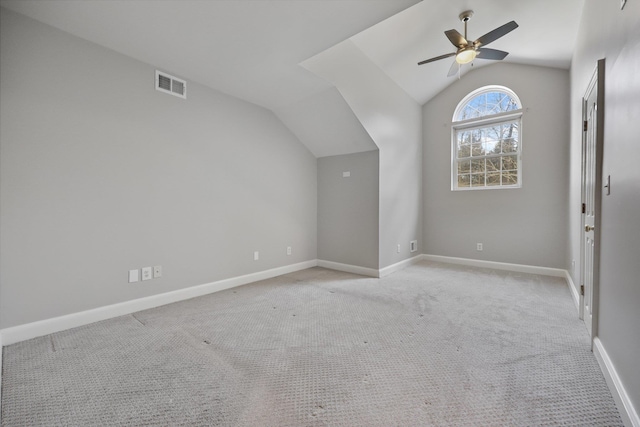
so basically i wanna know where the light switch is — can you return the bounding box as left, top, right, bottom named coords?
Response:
left=128, top=269, right=139, bottom=283
left=342, top=171, right=351, bottom=178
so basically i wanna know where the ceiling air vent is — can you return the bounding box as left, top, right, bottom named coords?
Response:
left=155, top=70, right=186, bottom=99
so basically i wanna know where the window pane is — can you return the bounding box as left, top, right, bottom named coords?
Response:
left=457, top=161, right=470, bottom=173
left=502, top=170, right=518, bottom=185
left=471, top=143, right=483, bottom=156
left=502, top=138, right=518, bottom=153
left=501, top=121, right=518, bottom=153
left=471, top=159, right=485, bottom=173
left=484, top=126, right=500, bottom=154
left=502, top=155, right=518, bottom=170
left=458, top=130, right=471, bottom=145
left=471, top=174, right=484, bottom=187
left=460, top=105, right=477, bottom=120
left=487, top=157, right=501, bottom=172
left=485, top=125, right=500, bottom=142
left=457, top=143, right=471, bottom=158
left=486, top=173, right=501, bottom=186
left=458, top=175, right=470, bottom=187
left=471, top=129, right=482, bottom=143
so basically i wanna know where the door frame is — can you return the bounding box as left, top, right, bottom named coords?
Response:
left=579, top=59, right=605, bottom=343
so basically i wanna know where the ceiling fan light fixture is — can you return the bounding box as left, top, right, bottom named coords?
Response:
left=456, top=47, right=477, bottom=64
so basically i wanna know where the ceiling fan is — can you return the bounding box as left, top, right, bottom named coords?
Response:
left=417, top=10, right=518, bottom=77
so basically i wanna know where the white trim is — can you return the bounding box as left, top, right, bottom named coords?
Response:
left=317, top=260, right=379, bottom=278
left=453, top=110, right=523, bottom=130
left=564, top=270, right=581, bottom=313
left=317, top=256, right=424, bottom=278
left=379, top=255, right=423, bottom=277
left=593, top=337, right=640, bottom=427
left=0, top=260, right=317, bottom=346
left=421, top=254, right=566, bottom=277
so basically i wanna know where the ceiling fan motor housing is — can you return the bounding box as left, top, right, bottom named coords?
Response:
left=459, top=10, right=474, bottom=22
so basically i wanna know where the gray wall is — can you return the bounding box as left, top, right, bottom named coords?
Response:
left=302, top=40, right=423, bottom=269
left=569, top=0, right=640, bottom=413
left=0, top=9, right=317, bottom=329
left=423, top=63, right=569, bottom=268
left=318, top=151, right=379, bottom=269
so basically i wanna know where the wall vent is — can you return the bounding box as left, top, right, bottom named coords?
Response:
left=155, top=70, right=186, bottom=99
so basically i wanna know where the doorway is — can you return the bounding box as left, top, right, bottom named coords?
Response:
left=580, top=59, right=605, bottom=342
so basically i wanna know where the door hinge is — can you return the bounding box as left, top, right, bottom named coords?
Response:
left=580, top=285, right=585, bottom=296
left=583, top=120, right=588, bottom=132
left=582, top=203, right=586, bottom=214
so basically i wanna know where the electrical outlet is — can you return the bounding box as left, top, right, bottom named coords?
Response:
left=128, top=269, right=139, bottom=283
left=287, top=246, right=292, bottom=256
left=254, top=251, right=259, bottom=261
left=141, top=266, right=152, bottom=281
left=476, top=243, right=483, bottom=251
left=153, top=265, right=162, bottom=278
left=397, top=244, right=401, bottom=253
left=410, top=240, right=418, bottom=253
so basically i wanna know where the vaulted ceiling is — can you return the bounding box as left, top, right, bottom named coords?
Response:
left=0, top=0, right=584, bottom=157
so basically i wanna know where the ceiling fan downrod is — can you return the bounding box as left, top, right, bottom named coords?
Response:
left=459, top=10, right=473, bottom=42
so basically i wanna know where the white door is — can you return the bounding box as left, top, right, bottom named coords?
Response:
left=581, top=60, right=604, bottom=339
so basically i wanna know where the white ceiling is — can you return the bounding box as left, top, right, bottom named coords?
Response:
left=0, top=0, right=584, bottom=157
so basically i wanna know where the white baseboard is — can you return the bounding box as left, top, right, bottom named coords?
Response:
left=317, top=259, right=379, bottom=278
left=0, top=260, right=317, bottom=346
left=0, top=331, right=3, bottom=425
left=379, top=255, right=423, bottom=277
left=593, top=337, right=640, bottom=427
left=421, top=254, right=566, bottom=277
left=564, top=270, right=581, bottom=314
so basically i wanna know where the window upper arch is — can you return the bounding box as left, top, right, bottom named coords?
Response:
left=453, top=85, right=522, bottom=122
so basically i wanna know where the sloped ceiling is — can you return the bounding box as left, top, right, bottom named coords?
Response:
left=0, top=0, right=584, bottom=157
left=275, top=88, right=378, bottom=158
left=351, top=0, right=584, bottom=105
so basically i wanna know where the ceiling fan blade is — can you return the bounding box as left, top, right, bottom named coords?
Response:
left=474, top=21, right=518, bottom=47
left=476, top=48, right=509, bottom=61
left=418, top=52, right=456, bottom=65
left=445, top=29, right=468, bottom=47
left=447, top=60, right=460, bottom=77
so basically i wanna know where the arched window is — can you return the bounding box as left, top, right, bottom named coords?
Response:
left=452, top=85, right=522, bottom=190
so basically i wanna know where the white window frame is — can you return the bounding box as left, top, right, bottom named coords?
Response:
left=451, top=86, right=523, bottom=191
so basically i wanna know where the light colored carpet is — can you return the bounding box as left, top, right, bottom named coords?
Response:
left=1, top=261, right=623, bottom=426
